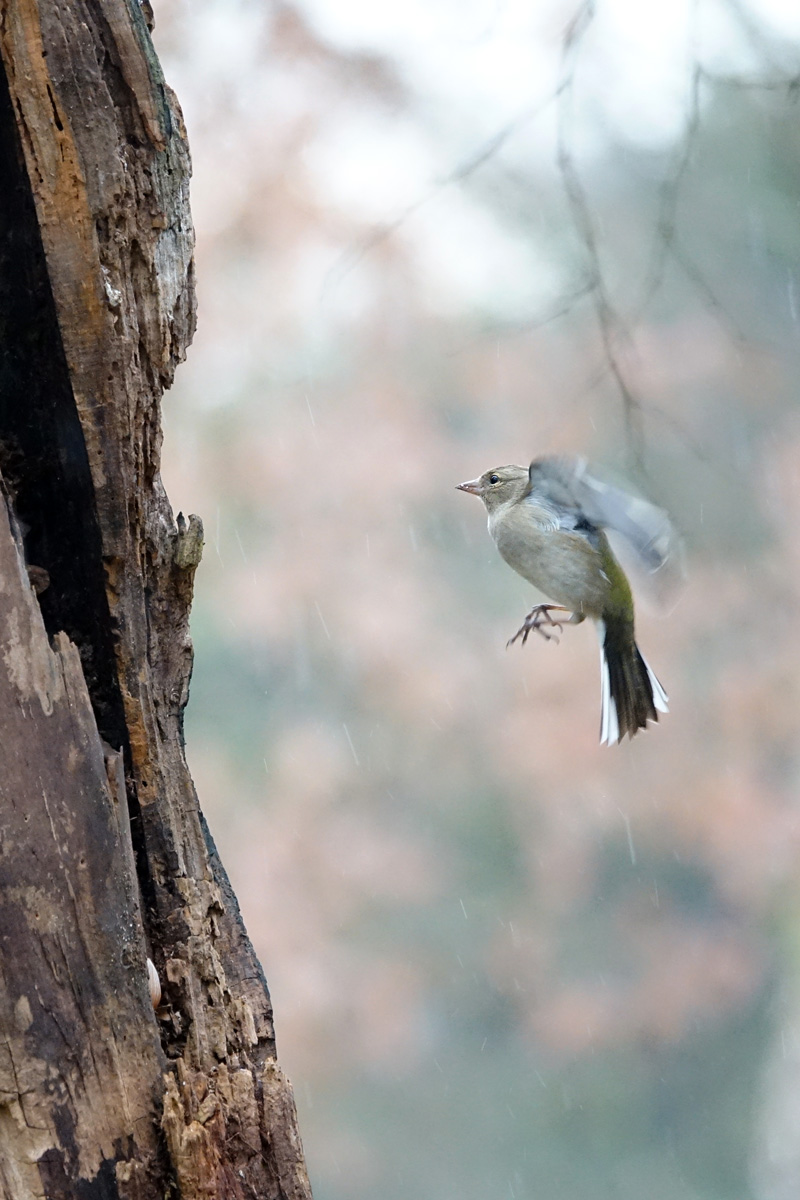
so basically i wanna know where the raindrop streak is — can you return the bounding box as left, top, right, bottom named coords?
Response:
left=459, top=898, right=468, bottom=919
left=305, top=395, right=319, bottom=446
left=618, top=807, right=636, bottom=865
left=234, top=526, right=247, bottom=563
left=342, top=723, right=360, bottom=767
left=314, top=601, right=331, bottom=640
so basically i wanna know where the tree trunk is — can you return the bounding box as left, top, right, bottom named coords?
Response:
left=0, top=1, right=312, bottom=1195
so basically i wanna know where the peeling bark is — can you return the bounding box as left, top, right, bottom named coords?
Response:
left=0, top=1, right=311, bottom=1195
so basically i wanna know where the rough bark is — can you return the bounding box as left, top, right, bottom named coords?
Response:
left=0, top=0, right=311, bottom=1195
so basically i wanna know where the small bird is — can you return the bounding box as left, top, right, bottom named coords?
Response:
left=457, top=456, right=673, bottom=744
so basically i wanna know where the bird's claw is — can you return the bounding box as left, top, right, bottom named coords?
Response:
left=507, top=604, right=568, bottom=648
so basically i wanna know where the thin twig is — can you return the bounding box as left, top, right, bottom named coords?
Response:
left=322, top=89, right=566, bottom=298
left=555, top=0, right=646, bottom=470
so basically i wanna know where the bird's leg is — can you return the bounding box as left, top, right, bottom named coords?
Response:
left=507, top=604, right=576, bottom=647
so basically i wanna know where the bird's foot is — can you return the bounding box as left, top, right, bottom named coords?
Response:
left=507, top=604, right=572, bottom=647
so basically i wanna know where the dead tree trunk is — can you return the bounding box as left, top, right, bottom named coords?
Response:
left=0, top=1, right=312, bottom=1196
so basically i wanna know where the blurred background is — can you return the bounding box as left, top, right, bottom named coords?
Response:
left=153, top=2, right=800, bottom=1197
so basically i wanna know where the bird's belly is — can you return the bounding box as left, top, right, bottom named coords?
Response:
left=493, top=524, right=609, bottom=616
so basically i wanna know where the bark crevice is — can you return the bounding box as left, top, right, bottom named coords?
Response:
left=0, top=59, right=126, bottom=751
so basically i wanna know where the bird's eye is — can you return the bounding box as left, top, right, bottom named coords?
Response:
left=489, top=474, right=500, bottom=484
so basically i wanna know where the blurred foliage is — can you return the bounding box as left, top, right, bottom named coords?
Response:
left=155, top=1, right=800, bottom=1197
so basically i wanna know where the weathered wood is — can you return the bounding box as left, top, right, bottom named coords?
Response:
left=0, top=0, right=311, bottom=1194
left=0, top=499, right=165, bottom=1197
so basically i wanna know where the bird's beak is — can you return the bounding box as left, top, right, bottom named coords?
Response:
left=456, top=478, right=483, bottom=496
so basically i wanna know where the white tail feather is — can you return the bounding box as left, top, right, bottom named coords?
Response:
left=596, top=620, right=667, bottom=745
left=597, top=621, right=620, bottom=746
left=643, top=655, right=669, bottom=713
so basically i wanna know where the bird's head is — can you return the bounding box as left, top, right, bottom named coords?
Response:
left=456, top=465, right=529, bottom=512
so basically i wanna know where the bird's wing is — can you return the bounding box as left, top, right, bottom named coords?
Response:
left=527, top=456, right=682, bottom=585
left=524, top=458, right=602, bottom=540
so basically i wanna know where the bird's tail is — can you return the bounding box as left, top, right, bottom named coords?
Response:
left=597, top=616, right=668, bottom=745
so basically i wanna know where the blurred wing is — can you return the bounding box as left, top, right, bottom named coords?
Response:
left=527, top=456, right=685, bottom=601
left=521, top=465, right=600, bottom=541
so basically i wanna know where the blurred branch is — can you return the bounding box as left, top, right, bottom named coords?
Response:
left=448, top=280, right=595, bottom=347
left=322, top=88, right=565, bottom=299
left=634, top=60, right=752, bottom=345
left=636, top=64, right=703, bottom=319
left=670, top=238, right=751, bottom=342
left=555, top=0, right=794, bottom=469
left=702, top=69, right=800, bottom=91
left=326, top=0, right=795, bottom=477
left=555, top=1, right=646, bottom=471
left=720, top=0, right=800, bottom=78
left=635, top=2, right=793, bottom=347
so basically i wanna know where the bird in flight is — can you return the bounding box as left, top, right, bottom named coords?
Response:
left=457, top=456, right=677, bottom=745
